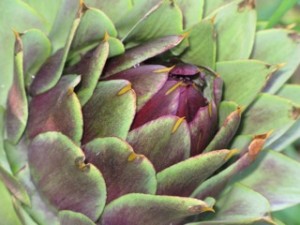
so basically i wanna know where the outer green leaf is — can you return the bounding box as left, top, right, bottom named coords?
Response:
left=239, top=93, right=298, bottom=135
left=176, top=0, right=204, bottom=29
left=84, top=137, right=157, bottom=203
left=48, top=0, right=80, bottom=52
left=115, top=0, right=160, bottom=38
left=157, top=150, right=231, bottom=196
left=216, top=60, right=275, bottom=108
left=0, top=165, right=30, bottom=206
left=22, top=0, right=62, bottom=32
left=203, top=0, right=235, bottom=17
left=104, top=35, right=184, bottom=76
left=84, top=0, right=133, bottom=24
left=71, top=8, right=117, bottom=52
left=0, top=0, right=46, bottom=108
left=188, top=184, right=272, bottom=225
left=233, top=150, right=300, bottom=211
left=59, top=211, right=96, bottom=225
left=82, top=80, right=136, bottom=144
left=192, top=133, right=269, bottom=200
left=29, top=132, right=107, bottom=221
left=0, top=179, right=23, bottom=225
left=28, top=75, right=83, bottom=144
left=22, top=29, right=51, bottom=88
left=124, top=0, right=183, bottom=44
left=251, top=29, right=300, bottom=93
left=0, top=0, right=46, bottom=32
left=277, top=84, right=300, bottom=106
left=267, top=85, right=300, bottom=150
left=5, top=35, right=28, bottom=144
left=213, top=0, right=256, bottom=61
left=100, top=193, right=213, bottom=225
left=180, top=19, right=216, bottom=69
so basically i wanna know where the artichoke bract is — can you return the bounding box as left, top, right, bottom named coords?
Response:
left=1, top=0, right=300, bottom=225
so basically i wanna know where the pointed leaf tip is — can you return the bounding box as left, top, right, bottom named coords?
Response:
left=225, top=149, right=240, bottom=161
left=117, top=83, right=132, bottom=96
left=172, top=117, right=186, bottom=133
left=154, top=65, right=175, bottom=73
left=248, top=131, right=271, bottom=158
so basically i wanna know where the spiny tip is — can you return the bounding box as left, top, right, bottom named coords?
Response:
left=181, top=31, right=190, bottom=39
left=172, top=117, right=185, bottom=134
left=103, top=31, right=110, bottom=42
left=117, top=83, right=132, bottom=96
left=154, top=65, right=175, bottom=73
left=225, top=149, right=240, bottom=161
left=128, top=152, right=138, bottom=162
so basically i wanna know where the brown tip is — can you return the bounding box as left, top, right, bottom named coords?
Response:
left=248, top=131, right=272, bottom=159
left=292, top=106, right=300, bottom=120
left=288, top=32, right=300, bottom=43
left=238, top=0, right=256, bottom=11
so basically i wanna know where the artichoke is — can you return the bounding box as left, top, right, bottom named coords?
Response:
left=1, top=0, right=300, bottom=225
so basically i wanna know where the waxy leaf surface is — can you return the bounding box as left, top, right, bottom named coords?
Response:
left=127, top=116, right=190, bottom=172
left=28, top=132, right=107, bottom=221
left=100, top=193, right=212, bottom=225
left=84, top=137, right=157, bottom=203
left=82, top=80, right=136, bottom=144
left=28, top=75, right=83, bottom=144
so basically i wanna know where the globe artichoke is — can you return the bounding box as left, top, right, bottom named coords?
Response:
left=1, top=0, right=300, bottom=225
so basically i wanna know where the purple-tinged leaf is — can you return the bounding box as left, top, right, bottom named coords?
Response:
left=239, top=93, right=298, bottom=135
left=27, top=75, right=83, bottom=144
left=204, top=108, right=241, bottom=152
left=5, top=33, right=28, bottom=144
left=30, top=1, right=81, bottom=95
left=104, top=35, right=184, bottom=76
left=28, top=132, right=106, bottom=221
left=189, top=103, right=218, bottom=156
left=234, top=150, right=300, bottom=211
left=127, top=116, right=190, bottom=172
left=69, top=40, right=109, bottom=105
left=131, top=80, right=180, bottom=129
left=100, top=193, right=213, bottom=225
left=82, top=80, right=136, bottom=144
left=157, top=150, right=232, bottom=196
left=192, top=133, right=269, bottom=200
left=59, top=211, right=96, bottom=225
left=108, top=65, right=168, bottom=111
left=84, top=137, right=156, bottom=203
left=188, top=184, right=273, bottom=225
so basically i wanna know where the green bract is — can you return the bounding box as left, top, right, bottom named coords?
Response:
left=1, top=0, right=300, bottom=225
